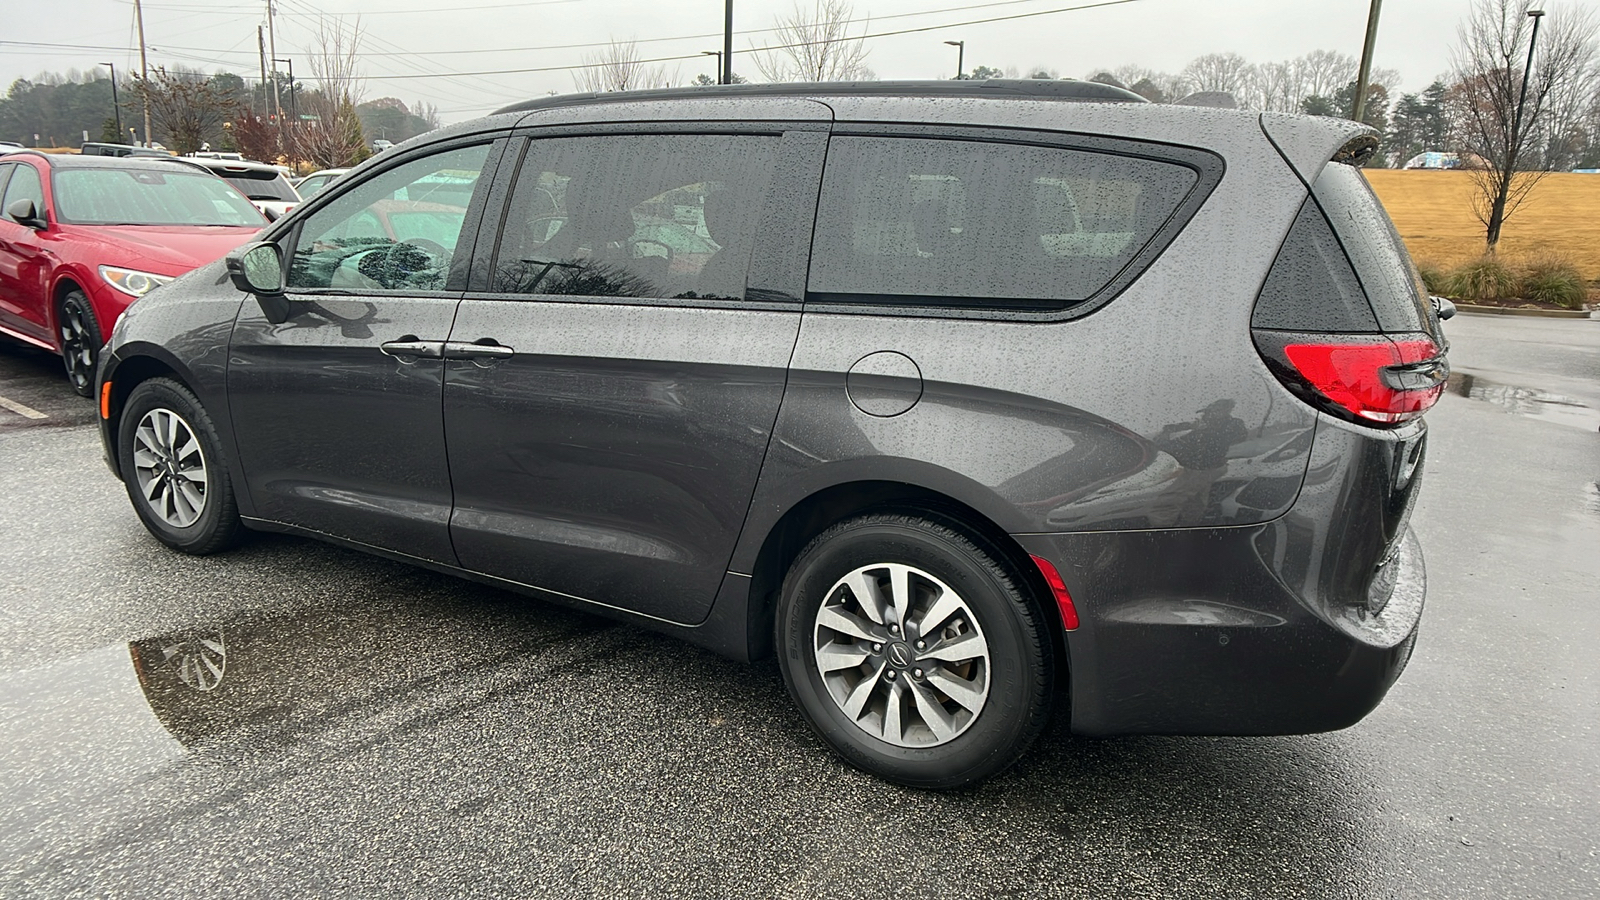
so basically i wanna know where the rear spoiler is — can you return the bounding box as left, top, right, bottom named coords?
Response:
left=1259, top=112, right=1379, bottom=188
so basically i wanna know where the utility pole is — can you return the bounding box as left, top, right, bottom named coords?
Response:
left=1352, top=0, right=1383, bottom=124
left=258, top=26, right=268, bottom=115
left=266, top=0, right=282, bottom=129
left=722, top=0, right=734, bottom=84
left=133, top=0, right=152, bottom=145
left=102, top=62, right=123, bottom=141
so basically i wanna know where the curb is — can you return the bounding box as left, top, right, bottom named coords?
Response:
left=1454, top=303, right=1593, bottom=319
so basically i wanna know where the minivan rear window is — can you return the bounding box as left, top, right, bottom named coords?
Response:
left=806, top=136, right=1199, bottom=310
left=1312, top=163, right=1433, bottom=335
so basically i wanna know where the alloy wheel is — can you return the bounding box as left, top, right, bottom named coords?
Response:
left=812, top=562, right=992, bottom=748
left=59, top=304, right=95, bottom=392
left=132, top=407, right=210, bottom=528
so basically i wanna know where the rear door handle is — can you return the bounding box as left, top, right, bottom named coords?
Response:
left=442, top=339, right=515, bottom=360
left=380, top=338, right=444, bottom=359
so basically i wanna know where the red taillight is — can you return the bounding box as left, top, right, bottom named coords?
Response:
left=1030, top=554, right=1079, bottom=631
left=1262, top=332, right=1446, bottom=425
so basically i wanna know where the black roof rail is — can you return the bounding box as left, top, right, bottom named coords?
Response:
left=492, top=78, right=1145, bottom=116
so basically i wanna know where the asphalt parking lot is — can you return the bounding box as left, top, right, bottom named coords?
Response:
left=1, top=313, right=1596, bottom=899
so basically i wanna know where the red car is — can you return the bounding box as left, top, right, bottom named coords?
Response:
left=0, top=151, right=265, bottom=395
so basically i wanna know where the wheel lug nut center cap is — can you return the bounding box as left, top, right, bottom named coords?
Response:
left=885, top=641, right=914, bottom=669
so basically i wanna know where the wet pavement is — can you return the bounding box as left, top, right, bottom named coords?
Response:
left=1, top=313, right=1597, bottom=898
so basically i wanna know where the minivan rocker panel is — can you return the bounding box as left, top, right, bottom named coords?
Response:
left=97, top=82, right=1432, bottom=789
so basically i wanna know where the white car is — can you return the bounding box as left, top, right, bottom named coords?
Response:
left=291, top=168, right=350, bottom=200
left=160, top=157, right=302, bottom=221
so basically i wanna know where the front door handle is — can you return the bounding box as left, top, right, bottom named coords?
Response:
left=442, top=339, right=515, bottom=360
left=380, top=337, right=444, bottom=359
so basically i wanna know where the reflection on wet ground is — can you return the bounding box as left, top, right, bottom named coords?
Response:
left=1447, top=370, right=1600, bottom=431
left=1584, top=482, right=1600, bottom=516
left=0, top=563, right=1393, bottom=898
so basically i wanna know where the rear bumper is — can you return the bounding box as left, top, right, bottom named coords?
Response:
left=1015, top=524, right=1424, bottom=736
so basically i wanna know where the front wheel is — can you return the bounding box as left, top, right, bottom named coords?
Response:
left=58, top=291, right=102, bottom=398
left=777, top=514, right=1054, bottom=789
left=118, top=378, right=243, bottom=555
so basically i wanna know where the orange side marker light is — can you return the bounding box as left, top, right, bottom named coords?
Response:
left=100, top=380, right=112, bottom=420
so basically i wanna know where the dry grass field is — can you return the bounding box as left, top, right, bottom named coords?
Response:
left=1365, top=169, right=1600, bottom=283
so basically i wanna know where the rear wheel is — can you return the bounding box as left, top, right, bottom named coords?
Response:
left=58, top=290, right=101, bottom=398
left=118, top=378, right=243, bottom=554
left=777, top=514, right=1053, bottom=789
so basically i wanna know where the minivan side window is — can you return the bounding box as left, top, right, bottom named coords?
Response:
left=287, top=143, right=491, bottom=292
left=492, top=133, right=779, bottom=301
left=807, top=136, right=1199, bottom=310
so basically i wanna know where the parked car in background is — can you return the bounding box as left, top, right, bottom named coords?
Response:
left=96, top=80, right=1441, bottom=788
left=161, top=157, right=300, bottom=220
left=81, top=142, right=173, bottom=158
left=0, top=151, right=264, bottom=395
left=292, top=168, right=350, bottom=200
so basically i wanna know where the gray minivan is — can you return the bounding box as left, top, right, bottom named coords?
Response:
left=97, top=81, right=1442, bottom=788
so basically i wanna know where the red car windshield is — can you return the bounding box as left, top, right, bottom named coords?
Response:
left=52, top=168, right=265, bottom=226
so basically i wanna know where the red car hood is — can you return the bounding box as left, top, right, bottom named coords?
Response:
left=62, top=224, right=263, bottom=276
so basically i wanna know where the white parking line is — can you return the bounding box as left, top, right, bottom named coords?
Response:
left=0, top=394, right=48, bottom=420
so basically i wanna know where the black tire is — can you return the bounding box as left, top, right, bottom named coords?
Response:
left=58, top=290, right=102, bottom=398
left=776, top=514, right=1054, bottom=790
left=118, top=378, right=244, bottom=555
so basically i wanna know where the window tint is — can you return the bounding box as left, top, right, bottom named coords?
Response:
left=808, top=137, right=1198, bottom=309
left=0, top=164, right=14, bottom=201
left=492, top=133, right=778, bottom=300
left=1313, top=163, right=1432, bottom=334
left=3, top=164, right=44, bottom=214
left=1251, top=197, right=1379, bottom=333
left=54, top=168, right=262, bottom=226
left=222, top=171, right=298, bottom=202
left=288, top=143, right=490, bottom=292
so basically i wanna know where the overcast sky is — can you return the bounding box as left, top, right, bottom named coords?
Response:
left=4, top=0, right=1484, bottom=123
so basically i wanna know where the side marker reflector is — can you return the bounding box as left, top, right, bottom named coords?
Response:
left=1030, top=554, right=1080, bottom=631
left=99, top=381, right=112, bottom=420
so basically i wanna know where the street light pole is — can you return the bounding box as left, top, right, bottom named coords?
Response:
left=944, top=40, right=965, bottom=80
left=722, top=0, right=734, bottom=84
left=702, top=51, right=722, bottom=84
left=1352, top=0, right=1383, bottom=123
left=275, top=57, right=296, bottom=122
left=102, top=63, right=123, bottom=141
left=1509, top=8, right=1546, bottom=174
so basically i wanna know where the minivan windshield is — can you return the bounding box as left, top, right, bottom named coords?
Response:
left=53, top=168, right=265, bottom=226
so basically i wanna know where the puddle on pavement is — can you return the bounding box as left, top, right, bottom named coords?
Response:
left=1447, top=371, right=1600, bottom=432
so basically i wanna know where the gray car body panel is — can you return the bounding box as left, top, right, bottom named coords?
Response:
left=97, top=88, right=1427, bottom=737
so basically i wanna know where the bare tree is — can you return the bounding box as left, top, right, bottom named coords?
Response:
left=1181, top=53, right=1254, bottom=94
left=1296, top=49, right=1358, bottom=102
left=1449, top=0, right=1599, bottom=248
left=752, top=0, right=873, bottom=82
left=129, top=66, right=237, bottom=154
left=573, top=41, right=668, bottom=92
left=300, top=15, right=368, bottom=168
left=413, top=100, right=441, bottom=132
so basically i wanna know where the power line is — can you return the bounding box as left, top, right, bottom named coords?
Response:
left=364, top=0, right=1146, bottom=81
left=311, top=0, right=1091, bottom=58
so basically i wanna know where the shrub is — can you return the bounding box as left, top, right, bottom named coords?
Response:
left=1518, top=255, right=1587, bottom=309
left=1414, top=260, right=1448, bottom=295
left=1445, top=255, right=1519, bottom=302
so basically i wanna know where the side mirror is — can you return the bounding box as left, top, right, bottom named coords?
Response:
left=6, top=198, right=46, bottom=230
left=1430, top=295, right=1456, bottom=321
left=225, top=241, right=292, bottom=324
